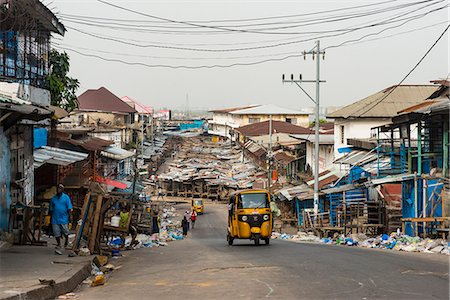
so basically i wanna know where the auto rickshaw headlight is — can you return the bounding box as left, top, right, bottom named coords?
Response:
left=241, top=215, right=248, bottom=221
left=263, top=214, right=270, bottom=221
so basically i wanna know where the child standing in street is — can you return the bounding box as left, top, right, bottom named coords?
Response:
left=190, top=210, right=197, bottom=229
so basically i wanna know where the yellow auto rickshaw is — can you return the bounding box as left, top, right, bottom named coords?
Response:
left=192, top=199, right=204, bottom=214
left=227, top=189, right=272, bottom=246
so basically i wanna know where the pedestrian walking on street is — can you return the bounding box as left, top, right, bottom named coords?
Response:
left=50, top=184, right=72, bottom=255
left=157, top=186, right=164, bottom=200
left=184, top=210, right=191, bottom=230
left=182, top=216, right=189, bottom=237
left=190, top=210, right=197, bottom=229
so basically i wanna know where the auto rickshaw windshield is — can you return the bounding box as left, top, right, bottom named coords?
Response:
left=194, top=200, right=203, bottom=206
left=238, top=193, right=269, bottom=209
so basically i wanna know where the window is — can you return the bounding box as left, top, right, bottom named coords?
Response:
left=340, top=125, right=345, bottom=144
left=286, top=118, right=297, bottom=124
left=238, top=193, right=269, bottom=209
left=249, top=118, right=260, bottom=124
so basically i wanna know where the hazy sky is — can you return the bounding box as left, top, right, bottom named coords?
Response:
left=48, top=0, right=449, bottom=111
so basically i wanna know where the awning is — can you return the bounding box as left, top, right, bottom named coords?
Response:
left=366, top=174, right=415, bottom=186
left=34, top=146, right=88, bottom=168
left=94, top=176, right=127, bottom=189
left=101, top=146, right=135, bottom=160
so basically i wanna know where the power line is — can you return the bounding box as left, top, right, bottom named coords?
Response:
left=51, top=45, right=303, bottom=69
left=59, top=1, right=430, bottom=32
left=353, top=24, right=450, bottom=117
left=51, top=42, right=301, bottom=60
left=52, top=21, right=446, bottom=62
left=62, top=0, right=401, bottom=25
left=96, top=0, right=442, bottom=35
left=65, top=6, right=446, bottom=52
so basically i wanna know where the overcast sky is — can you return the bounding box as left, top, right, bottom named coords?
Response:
left=48, top=0, right=449, bottom=111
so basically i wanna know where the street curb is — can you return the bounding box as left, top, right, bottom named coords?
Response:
left=2, top=260, right=92, bottom=300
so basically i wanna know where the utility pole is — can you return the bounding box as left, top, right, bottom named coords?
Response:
left=267, top=114, right=273, bottom=193
left=282, top=40, right=325, bottom=222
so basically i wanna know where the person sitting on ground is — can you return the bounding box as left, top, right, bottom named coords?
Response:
left=182, top=216, right=189, bottom=237
left=190, top=209, right=197, bottom=229
left=119, top=202, right=138, bottom=249
left=50, top=184, right=72, bottom=255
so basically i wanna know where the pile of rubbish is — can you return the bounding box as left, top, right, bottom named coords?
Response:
left=107, top=207, right=184, bottom=250
left=271, top=231, right=449, bottom=255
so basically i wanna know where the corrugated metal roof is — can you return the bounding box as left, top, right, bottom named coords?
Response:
left=398, top=98, right=450, bottom=114
left=101, top=146, right=135, bottom=160
left=274, top=151, right=297, bottom=166
left=230, top=104, right=307, bottom=115
left=121, top=96, right=153, bottom=114
left=34, top=146, right=88, bottom=168
left=327, top=85, right=438, bottom=119
left=237, top=120, right=311, bottom=137
left=290, top=134, right=334, bottom=144
left=77, top=87, right=137, bottom=114
left=209, top=105, right=259, bottom=113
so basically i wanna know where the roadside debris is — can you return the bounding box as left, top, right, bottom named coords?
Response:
left=271, top=231, right=449, bottom=255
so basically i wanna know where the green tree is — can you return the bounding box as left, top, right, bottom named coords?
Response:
left=46, top=49, right=79, bottom=112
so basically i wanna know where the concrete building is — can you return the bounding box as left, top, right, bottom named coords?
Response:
left=327, top=85, right=439, bottom=158
left=0, top=0, right=65, bottom=230
left=208, top=104, right=310, bottom=140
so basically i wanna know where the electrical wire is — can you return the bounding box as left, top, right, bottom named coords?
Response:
left=95, top=0, right=441, bottom=35
left=51, top=44, right=303, bottom=69
left=52, top=21, right=447, bottom=62
left=50, top=42, right=301, bottom=60
left=65, top=6, right=446, bottom=52
left=61, top=0, right=402, bottom=25
left=59, top=1, right=430, bottom=31
left=352, top=24, right=450, bottom=117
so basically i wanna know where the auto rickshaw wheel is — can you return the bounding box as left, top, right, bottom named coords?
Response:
left=254, top=238, right=260, bottom=246
left=227, top=234, right=234, bottom=245
left=264, top=238, right=270, bottom=245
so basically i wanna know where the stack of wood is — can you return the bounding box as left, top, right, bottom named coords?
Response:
left=72, top=183, right=127, bottom=254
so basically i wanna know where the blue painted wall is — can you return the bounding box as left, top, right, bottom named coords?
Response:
left=0, top=127, right=11, bottom=231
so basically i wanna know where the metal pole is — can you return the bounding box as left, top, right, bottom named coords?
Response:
left=313, top=40, right=320, bottom=221
left=268, top=114, right=273, bottom=193
left=141, top=117, right=144, bottom=159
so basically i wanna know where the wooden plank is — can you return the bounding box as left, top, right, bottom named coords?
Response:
left=82, top=204, right=95, bottom=237
left=72, top=192, right=92, bottom=251
left=89, top=195, right=103, bottom=253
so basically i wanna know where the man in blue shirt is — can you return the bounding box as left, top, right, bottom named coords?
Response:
left=50, top=184, right=72, bottom=253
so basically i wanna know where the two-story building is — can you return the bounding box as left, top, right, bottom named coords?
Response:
left=208, top=104, right=310, bottom=140
left=327, top=85, right=439, bottom=158
left=0, top=0, right=65, bottom=230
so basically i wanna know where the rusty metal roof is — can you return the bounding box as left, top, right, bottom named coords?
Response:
left=327, top=85, right=439, bottom=119
left=237, top=120, right=311, bottom=137
left=399, top=98, right=450, bottom=114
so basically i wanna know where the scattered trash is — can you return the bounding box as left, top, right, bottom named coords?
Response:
left=93, top=255, right=108, bottom=267
left=39, top=279, right=55, bottom=286
left=274, top=231, right=449, bottom=255
left=58, top=292, right=79, bottom=299
left=91, top=274, right=105, bottom=287
left=79, top=247, right=90, bottom=256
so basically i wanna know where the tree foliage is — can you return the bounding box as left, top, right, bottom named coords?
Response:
left=46, top=49, right=79, bottom=112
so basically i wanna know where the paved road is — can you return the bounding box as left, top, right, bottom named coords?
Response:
left=78, top=202, right=449, bottom=300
